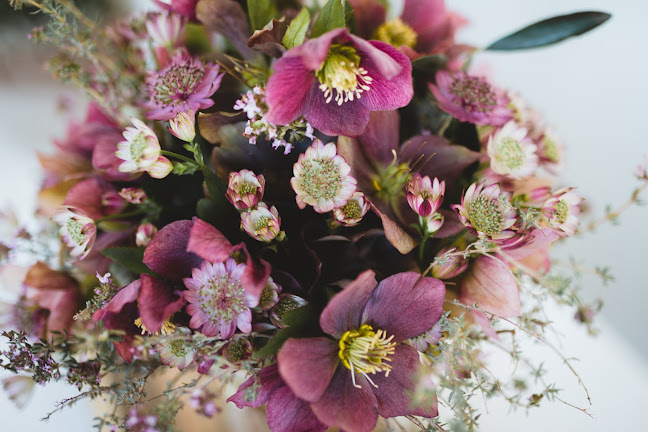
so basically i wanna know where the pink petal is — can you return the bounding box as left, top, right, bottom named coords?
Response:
left=277, top=337, right=339, bottom=403
left=303, top=82, right=371, bottom=137
left=355, top=110, right=401, bottom=166
left=143, top=220, right=202, bottom=279
left=362, top=272, right=445, bottom=342
left=502, top=228, right=559, bottom=261
left=63, top=177, right=111, bottom=220
left=372, top=205, right=418, bottom=254
left=347, top=0, right=386, bottom=38
left=241, top=247, right=270, bottom=306
left=186, top=217, right=239, bottom=263
left=319, top=270, right=378, bottom=338
left=268, top=384, right=327, bottom=432
left=227, top=365, right=283, bottom=408
left=460, top=256, right=521, bottom=318
left=265, top=56, right=315, bottom=125
left=93, top=278, right=141, bottom=321
left=138, top=275, right=186, bottom=333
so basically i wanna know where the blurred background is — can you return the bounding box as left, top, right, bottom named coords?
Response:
left=0, top=0, right=646, bottom=431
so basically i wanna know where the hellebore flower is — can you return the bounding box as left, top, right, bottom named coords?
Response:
left=542, top=187, right=583, bottom=236
left=226, top=169, right=265, bottom=211
left=276, top=270, right=445, bottom=432
left=291, top=139, right=357, bottom=213
left=487, top=121, right=538, bottom=179
left=145, top=50, right=223, bottom=121
left=228, top=365, right=327, bottom=432
left=429, top=71, right=513, bottom=126
left=265, top=28, right=413, bottom=136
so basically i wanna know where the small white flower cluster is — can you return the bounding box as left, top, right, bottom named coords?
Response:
left=234, top=86, right=315, bottom=154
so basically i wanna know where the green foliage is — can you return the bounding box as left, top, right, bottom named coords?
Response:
left=101, top=247, right=153, bottom=276
left=247, top=0, right=276, bottom=31
left=487, top=11, right=611, bottom=51
left=253, top=304, right=320, bottom=358
left=310, top=0, right=345, bottom=38
left=283, top=7, right=310, bottom=49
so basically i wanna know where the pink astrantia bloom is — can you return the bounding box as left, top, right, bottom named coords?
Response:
left=168, top=109, right=196, bottom=142
left=276, top=270, right=445, bottom=432
left=182, top=259, right=258, bottom=339
left=407, top=174, right=445, bottom=217
left=53, top=206, right=97, bottom=259
left=145, top=50, right=223, bottom=121
left=452, top=182, right=518, bottom=242
left=291, top=139, right=357, bottom=213
left=226, top=169, right=265, bottom=211
left=146, top=11, right=186, bottom=48
left=115, top=118, right=165, bottom=174
left=332, top=191, right=370, bottom=226
left=135, top=223, right=158, bottom=247
left=156, top=337, right=196, bottom=370
left=543, top=187, right=583, bottom=236
left=265, top=28, right=413, bottom=137
left=487, top=121, right=538, bottom=179
left=119, top=188, right=147, bottom=204
left=240, top=203, right=283, bottom=243
left=429, top=71, right=513, bottom=126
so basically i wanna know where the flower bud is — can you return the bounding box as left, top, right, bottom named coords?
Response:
left=240, top=203, right=283, bottom=242
left=226, top=169, right=265, bottom=210
left=332, top=191, right=370, bottom=226
left=118, top=188, right=147, bottom=204
left=135, top=223, right=158, bottom=247
left=431, top=247, right=469, bottom=280
left=423, top=212, right=444, bottom=235
left=168, top=109, right=196, bottom=142
left=407, top=174, right=445, bottom=217
left=148, top=155, right=174, bottom=179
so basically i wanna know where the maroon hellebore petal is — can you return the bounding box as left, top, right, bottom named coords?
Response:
left=371, top=344, right=438, bottom=418
left=303, top=85, right=371, bottom=137
left=277, top=337, right=339, bottom=403
left=63, top=177, right=117, bottom=220
left=372, top=205, right=418, bottom=254
left=347, top=0, right=386, bottom=38
left=196, top=0, right=258, bottom=61
left=460, top=255, right=521, bottom=318
left=143, top=220, right=202, bottom=279
left=103, top=302, right=139, bottom=363
left=310, top=367, right=379, bottom=432
left=187, top=217, right=240, bottom=263
left=319, top=270, right=378, bottom=338
left=228, top=366, right=283, bottom=408
left=355, top=110, right=400, bottom=166
left=269, top=384, right=327, bottom=432
left=241, top=245, right=271, bottom=305
left=362, top=272, right=445, bottom=342
left=93, top=279, right=141, bottom=322
left=138, top=274, right=186, bottom=333
left=264, top=56, right=315, bottom=125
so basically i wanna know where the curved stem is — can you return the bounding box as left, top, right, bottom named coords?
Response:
left=160, top=150, right=200, bottom=166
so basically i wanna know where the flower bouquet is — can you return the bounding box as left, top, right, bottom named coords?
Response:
left=3, top=0, right=640, bottom=431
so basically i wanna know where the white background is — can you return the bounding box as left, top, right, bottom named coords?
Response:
left=0, top=0, right=646, bottom=431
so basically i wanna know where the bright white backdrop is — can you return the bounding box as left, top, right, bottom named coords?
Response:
left=0, top=1, right=646, bottom=431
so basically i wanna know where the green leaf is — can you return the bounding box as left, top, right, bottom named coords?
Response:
left=102, top=247, right=154, bottom=276
left=282, top=7, right=310, bottom=49
left=252, top=305, right=319, bottom=358
left=310, top=0, right=345, bottom=38
left=486, top=11, right=610, bottom=51
left=411, top=54, right=447, bottom=76
left=247, top=0, right=276, bottom=31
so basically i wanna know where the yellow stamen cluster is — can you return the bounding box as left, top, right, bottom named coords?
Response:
left=338, top=324, right=396, bottom=389
left=134, top=317, right=176, bottom=336
left=316, top=44, right=372, bottom=106
left=375, top=18, right=418, bottom=49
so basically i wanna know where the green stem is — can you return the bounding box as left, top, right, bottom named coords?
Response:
left=160, top=150, right=200, bottom=166
left=418, top=234, right=429, bottom=269
left=95, top=209, right=147, bottom=224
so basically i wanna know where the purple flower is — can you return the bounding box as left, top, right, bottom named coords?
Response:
left=183, top=259, right=258, bottom=338
left=145, top=50, right=223, bottom=121
left=265, top=28, right=413, bottom=137
left=429, top=70, right=513, bottom=126
left=276, top=270, right=445, bottom=432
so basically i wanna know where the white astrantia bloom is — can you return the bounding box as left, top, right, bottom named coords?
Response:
left=543, top=187, right=583, bottom=236
left=487, top=121, right=538, bottom=179
left=168, top=109, right=196, bottom=142
left=52, top=206, right=97, bottom=259
left=115, top=118, right=162, bottom=174
left=146, top=11, right=186, bottom=48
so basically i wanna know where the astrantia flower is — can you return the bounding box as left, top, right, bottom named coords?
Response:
left=537, top=129, right=564, bottom=170
left=119, top=187, right=147, bottom=204
left=53, top=206, right=97, bottom=259
left=277, top=270, right=445, bottom=432
left=156, top=337, right=196, bottom=370
left=332, top=191, right=370, bottom=226
left=115, top=118, right=166, bottom=174
left=148, top=155, right=174, bottom=179
left=291, top=139, right=357, bottom=213
left=487, top=121, right=538, bottom=179
left=543, top=187, right=583, bottom=236
left=226, top=169, right=265, bottom=211
left=258, top=277, right=281, bottom=310
left=145, top=50, right=223, bottom=121
left=407, top=174, right=445, bottom=217
left=452, top=182, right=518, bottom=242
left=240, top=203, right=283, bottom=243
left=265, top=28, right=413, bottom=136
left=423, top=212, right=444, bottom=234
left=146, top=11, right=186, bottom=48
left=168, top=109, right=196, bottom=142
left=183, top=259, right=258, bottom=339
left=429, top=71, right=513, bottom=126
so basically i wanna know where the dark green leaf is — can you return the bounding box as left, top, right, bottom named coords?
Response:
left=252, top=305, right=319, bottom=358
left=310, top=0, right=345, bottom=38
left=196, top=198, right=220, bottom=225
left=486, top=11, right=611, bottom=51
left=411, top=54, right=447, bottom=76
left=102, top=247, right=154, bottom=276
left=283, top=7, right=310, bottom=49
left=247, top=0, right=276, bottom=31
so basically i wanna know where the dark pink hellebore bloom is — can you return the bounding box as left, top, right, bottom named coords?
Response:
left=265, top=28, right=413, bottom=137
left=277, top=270, right=445, bottom=432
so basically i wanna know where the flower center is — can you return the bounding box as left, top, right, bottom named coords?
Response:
left=169, top=339, right=187, bottom=357
left=553, top=200, right=568, bottom=224
left=66, top=218, right=87, bottom=245
left=341, top=199, right=362, bottom=220
left=154, top=62, right=205, bottom=105
left=450, top=75, right=496, bottom=113
left=543, top=137, right=560, bottom=163
left=466, top=195, right=504, bottom=236
left=338, top=324, right=396, bottom=389
left=198, top=274, right=246, bottom=325
left=297, top=157, right=343, bottom=202
left=130, top=132, right=148, bottom=161
left=495, top=137, right=524, bottom=169
left=375, top=18, right=417, bottom=49
left=134, top=317, right=176, bottom=335
left=239, top=182, right=257, bottom=195
left=372, top=161, right=410, bottom=202
left=316, top=44, right=372, bottom=106
left=253, top=216, right=271, bottom=231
